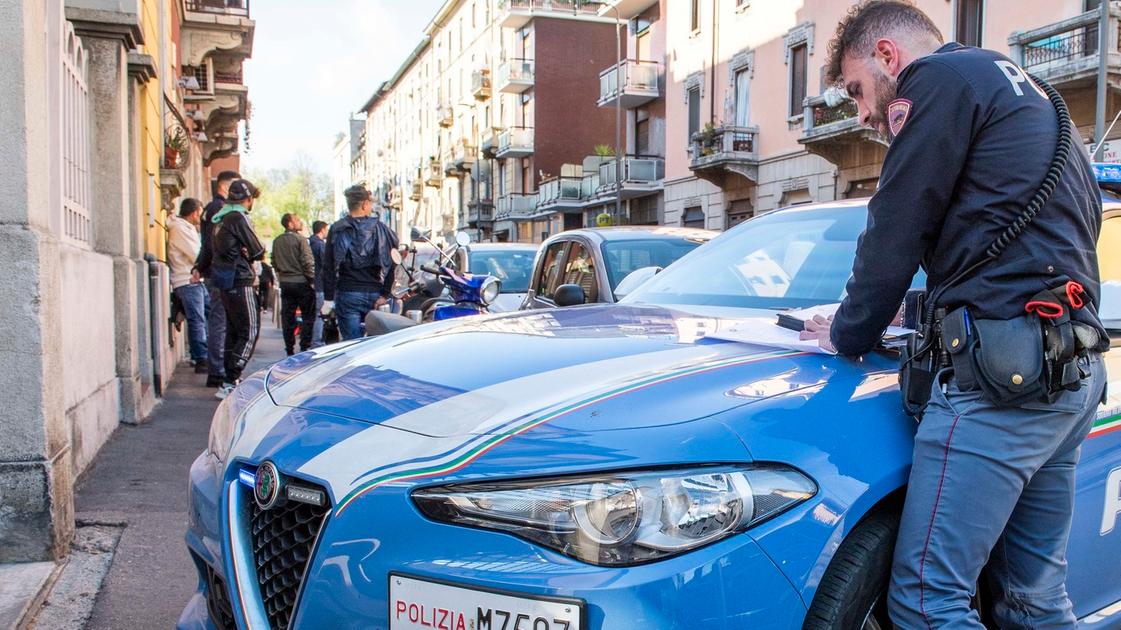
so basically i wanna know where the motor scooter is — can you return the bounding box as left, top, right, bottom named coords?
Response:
left=364, top=229, right=501, bottom=337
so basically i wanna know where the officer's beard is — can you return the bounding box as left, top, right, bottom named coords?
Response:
left=868, top=71, right=899, bottom=141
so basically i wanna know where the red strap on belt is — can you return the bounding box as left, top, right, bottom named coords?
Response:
left=1025, top=300, right=1064, bottom=319
left=1065, top=281, right=1085, bottom=310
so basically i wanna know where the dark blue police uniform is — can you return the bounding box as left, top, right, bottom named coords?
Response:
left=831, top=43, right=1108, bottom=628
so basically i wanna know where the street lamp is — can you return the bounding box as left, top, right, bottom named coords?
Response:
left=588, top=0, right=624, bottom=223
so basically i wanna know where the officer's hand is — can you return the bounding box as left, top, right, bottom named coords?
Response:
left=799, top=314, right=837, bottom=353
left=375, top=296, right=388, bottom=309
left=321, top=301, right=335, bottom=317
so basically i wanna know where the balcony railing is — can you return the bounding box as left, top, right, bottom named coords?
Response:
left=453, top=143, right=477, bottom=170
left=689, top=125, right=760, bottom=182
left=410, top=180, right=423, bottom=201
left=1009, top=5, right=1121, bottom=88
left=598, top=157, right=664, bottom=188
left=496, top=126, right=534, bottom=158
left=471, top=70, right=491, bottom=100
left=185, top=0, right=250, bottom=17
left=213, top=69, right=243, bottom=85
left=425, top=159, right=444, bottom=187
left=437, top=104, right=454, bottom=128
left=497, top=58, right=535, bottom=93
left=598, top=60, right=661, bottom=109
left=495, top=192, right=540, bottom=221
left=537, top=176, right=585, bottom=209
left=468, top=200, right=495, bottom=223
left=481, top=128, right=501, bottom=158
left=498, top=0, right=605, bottom=29
left=799, top=93, right=890, bottom=164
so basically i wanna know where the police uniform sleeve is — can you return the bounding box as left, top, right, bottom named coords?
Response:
left=322, top=226, right=338, bottom=301
left=831, top=60, right=981, bottom=356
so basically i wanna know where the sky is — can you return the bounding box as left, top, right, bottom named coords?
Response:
left=241, top=0, right=445, bottom=173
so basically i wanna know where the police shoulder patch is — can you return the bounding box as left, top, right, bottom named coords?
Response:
left=888, top=98, right=913, bottom=137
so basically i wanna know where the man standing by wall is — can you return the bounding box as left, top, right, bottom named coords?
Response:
left=168, top=198, right=208, bottom=371
left=272, top=213, right=316, bottom=355
left=309, top=220, right=328, bottom=347
left=195, top=169, right=240, bottom=388
left=198, top=179, right=265, bottom=399
left=321, top=185, right=399, bottom=340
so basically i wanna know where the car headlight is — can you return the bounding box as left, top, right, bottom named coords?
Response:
left=480, top=277, right=501, bottom=305
left=412, top=465, right=816, bottom=566
left=207, top=395, right=236, bottom=462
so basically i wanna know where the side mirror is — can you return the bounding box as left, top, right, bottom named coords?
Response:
left=455, top=231, right=471, bottom=247
left=613, top=266, right=662, bottom=300
left=390, top=247, right=403, bottom=265
left=410, top=226, right=423, bottom=241
left=554, top=284, right=586, bottom=307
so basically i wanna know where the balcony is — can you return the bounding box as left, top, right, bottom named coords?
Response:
left=453, top=143, right=477, bottom=171
left=536, top=176, right=586, bottom=211
left=443, top=154, right=460, bottom=177
left=410, top=180, right=423, bottom=201
left=468, top=200, right=495, bottom=224
left=498, top=0, right=613, bottom=29
left=495, top=192, right=540, bottom=221
left=481, top=128, right=500, bottom=158
left=1009, top=5, right=1121, bottom=92
left=496, top=126, right=534, bottom=158
left=799, top=93, right=887, bottom=167
left=597, top=157, right=664, bottom=199
left=472, top=70, right=491, bottom=100
left=689, top=125, right=760, bottom=185
left=437, top=104, right=454, bottom=128
left=497, top=58, right=535, bottom=93
left=425, top=159, right=444, bottom=187
left=598, top=60, right=661, bottom=109
left=186, top=0, right=250, bottom=16
left=594, top=0, right=659, bottom=20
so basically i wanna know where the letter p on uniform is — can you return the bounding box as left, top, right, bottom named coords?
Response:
left=994, top=60, right=1046, bottom=98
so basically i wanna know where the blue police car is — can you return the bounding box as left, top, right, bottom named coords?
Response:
left=180, top=198, right=1121, bottom=629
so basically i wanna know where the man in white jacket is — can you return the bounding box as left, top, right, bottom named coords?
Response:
left=169, top=198, right=208, bottom=371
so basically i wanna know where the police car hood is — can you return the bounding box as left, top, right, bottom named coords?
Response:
left=264, top=304, right=845, bottom=438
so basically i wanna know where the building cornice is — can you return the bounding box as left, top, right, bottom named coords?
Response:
left=126, top=51, right=157, bottom=83
left=65, top=7, right=144, bottom=49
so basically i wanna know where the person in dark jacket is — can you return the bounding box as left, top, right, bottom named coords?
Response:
left=272, top=213, right=316, bottom=355
left=198, top=178, right=265, bottom=399
left=802, top=3, right=1107, bottom=627
left=196, top=169, right=240, bottom=387
left=308, top=220, right=328, bottom=347
left=320, top=185, right=399, bottom=340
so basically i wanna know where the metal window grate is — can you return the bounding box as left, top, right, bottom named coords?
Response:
left=61, top=20, right=92, bottom=245
left=248, top=483, right=330, bottom=630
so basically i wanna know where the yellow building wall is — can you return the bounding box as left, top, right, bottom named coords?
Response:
left=138, top=0, right=166, bottom=260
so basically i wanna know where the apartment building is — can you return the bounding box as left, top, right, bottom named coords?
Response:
left=661, top=0, right=1114, bottom=231
left=1, top=0, right=252, bottom=562
left=356, top=0, right=619, bottom=244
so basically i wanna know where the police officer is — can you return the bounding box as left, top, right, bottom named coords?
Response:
left=321, top=185, right=399, bottom=340
left=802, top=2, right=1109, bottom=627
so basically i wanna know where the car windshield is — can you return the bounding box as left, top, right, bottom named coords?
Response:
left=624, top=204, right=921, bottom=310
left=468, top=250, right=536, bottom=293
left=601, top=238, right=705, bottom=291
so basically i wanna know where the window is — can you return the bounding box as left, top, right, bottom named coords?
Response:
left=727, top=199, right=753, bottom=229
left=687, top=86, right=701, bottom=142
left=789, top=43, right=807, bottom=118
left=683, top=206, right=705, bottom=229
left=535, top=241, right=568, bottom=301
left=520, top=91, right=533, bottom=127
left=602, top=238, right=703, bottom=289
left=734, top=67, right=750, bottom=127
left=635, top=110, right=651, bottom=156
left=521, top=158, right=532, bottom=193
left=956, top=0, right=983, bottom=47
left=690, top=0, right=701, bottom=33
left=561, top=242, right=598, bottom=302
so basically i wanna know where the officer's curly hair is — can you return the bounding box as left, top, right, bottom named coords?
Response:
left=825, top=0, right=943, bottom=84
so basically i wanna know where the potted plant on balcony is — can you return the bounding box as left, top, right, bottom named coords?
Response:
left=165, top=124, right=188, bottom=169
left=698, top=122, right=718, bottom=156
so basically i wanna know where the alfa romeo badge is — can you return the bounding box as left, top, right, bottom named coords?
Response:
left=254, top=461, right=283, bottom=510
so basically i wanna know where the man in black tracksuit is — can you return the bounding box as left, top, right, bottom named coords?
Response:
left=197, top=179, right=265, bottom=398
left=196, top=169, right=240, bottom=387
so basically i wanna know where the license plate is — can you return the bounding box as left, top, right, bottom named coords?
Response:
left=389, top=574, right=583, bottom=630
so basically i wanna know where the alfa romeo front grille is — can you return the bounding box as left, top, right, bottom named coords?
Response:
left=205, top=565, right=236, bottom=630
left=248, top=482, right=330, bottom=630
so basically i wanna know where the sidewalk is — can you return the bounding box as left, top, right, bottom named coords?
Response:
left=21, top=318, right=287, bottom=629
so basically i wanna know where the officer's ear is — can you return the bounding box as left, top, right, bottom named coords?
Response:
left=872, top=38, right=903, bottom=76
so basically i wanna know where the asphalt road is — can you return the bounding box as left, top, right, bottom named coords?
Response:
left=75, top=318, right=286, bottom=629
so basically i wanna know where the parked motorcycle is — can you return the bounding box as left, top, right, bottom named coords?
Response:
left=364, top=229, right=501, bottom=337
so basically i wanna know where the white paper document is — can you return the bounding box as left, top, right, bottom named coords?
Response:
left=782, top=303, right=915, bottom=338
left=706, top=317, right=838, bottom=355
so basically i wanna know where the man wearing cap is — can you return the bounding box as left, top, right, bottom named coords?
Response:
left=197, top=179, right=266, bottom=398
left=321, top=184, right=399, bottom=340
